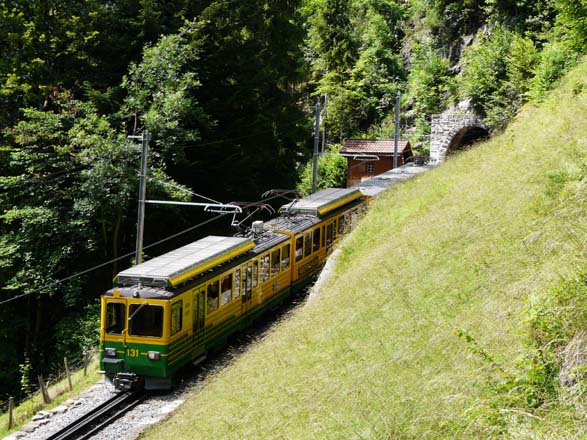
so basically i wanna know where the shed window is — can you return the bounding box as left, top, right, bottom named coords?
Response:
left=271, top=248, right=280, bottom=277
left=221, top=274, right=232, bottom=306
left=367, top=162, right=375, bottom=173
left=207, top=281, right=219, bottom=314
left=171, top=301, right=183, bottom=336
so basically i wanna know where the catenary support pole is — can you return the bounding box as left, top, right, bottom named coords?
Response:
left=394, top=91, right=400, bottom=169
left=321, top=94, right=328, bottom=153
left=312, top=101, right=321, bottom=194
left=135, top=130, right=150, bottom=266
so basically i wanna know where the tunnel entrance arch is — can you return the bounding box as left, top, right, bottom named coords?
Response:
left=429, top=112, right=488, bottom=164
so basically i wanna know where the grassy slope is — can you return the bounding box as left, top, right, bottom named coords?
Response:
left=145, top=60, right=587, bottom=439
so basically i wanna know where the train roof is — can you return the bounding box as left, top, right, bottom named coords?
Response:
left=280, top=187, right=363, bottom=217
left=115, top=236, right=255, bottom=288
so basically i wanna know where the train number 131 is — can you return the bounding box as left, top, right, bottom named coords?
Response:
left=127, top=348, right=139, bottom=358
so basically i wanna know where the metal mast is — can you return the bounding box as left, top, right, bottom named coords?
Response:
left=394, top=91, right=400, bottom=169
left=312, top=100, right=321, bottom=194
left=132, top=130, right=150, bottom=266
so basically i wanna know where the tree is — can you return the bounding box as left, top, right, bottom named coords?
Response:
left=0, top=93, right=186, bottom=400
left=124, top=1, right=309, bottom=202
left=306, top=0, right=405, bottom=140
left=297, top=144, right=347, bottom=195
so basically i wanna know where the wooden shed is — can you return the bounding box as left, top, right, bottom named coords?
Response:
left=341, top=139, right=412, bottom=187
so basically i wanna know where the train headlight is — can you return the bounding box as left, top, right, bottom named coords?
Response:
left=147, top=351, right=161, bottom=361
left=104, top=347, right=117, bottom=357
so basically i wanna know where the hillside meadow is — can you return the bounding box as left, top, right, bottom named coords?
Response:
left=143, top=59, right=587, bottom=438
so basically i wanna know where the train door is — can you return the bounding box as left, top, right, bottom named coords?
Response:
left=241, top=263, right=253, bottom=313
left=192, top=289, right=205, bottom=334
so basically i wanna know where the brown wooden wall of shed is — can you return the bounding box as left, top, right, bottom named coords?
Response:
left=346, top=153, right=410, bottom=187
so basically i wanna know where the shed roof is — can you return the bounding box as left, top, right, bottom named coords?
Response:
left=341, top=139, right=411, bottom=156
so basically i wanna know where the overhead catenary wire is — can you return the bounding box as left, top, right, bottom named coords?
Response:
left=0, top=186, right=306, bottom=307
left=0, top=212, right=230, bottom=307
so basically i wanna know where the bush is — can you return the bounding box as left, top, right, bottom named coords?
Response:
left=528, top=41, right=579, bottom=102
left=297, top=144, right=347, bottom=195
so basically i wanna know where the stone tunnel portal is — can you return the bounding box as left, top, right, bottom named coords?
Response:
left=446, top=125, right=489, bottom=154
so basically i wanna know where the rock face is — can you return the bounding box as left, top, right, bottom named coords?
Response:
left=429, top=105, right=488, bottom=164
left=559, top=331, right=587, bottom=387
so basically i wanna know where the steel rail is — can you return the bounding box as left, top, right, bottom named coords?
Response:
left=45, top=391, right=146, bottom=440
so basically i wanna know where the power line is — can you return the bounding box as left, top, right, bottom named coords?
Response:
left=0, top=213, right=230, bottom=307
left=183, top=116, right=309, bottom=149
left=148, top=176, right=221, bottom=205
left=0, top=180, right=307, bottom=307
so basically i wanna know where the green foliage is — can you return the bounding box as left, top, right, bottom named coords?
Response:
left=528, top=269, right=587, bottom=350
left=51, top=303, right=100, bottom=368
left=297, top=144, right=347, bottom=195
left=306, top=0, right=405, bottom=140
left=528, top=41, right=578, bottom=102
left=0, top=92, right=185, bottom=400
left=123, top=28, right=206, bottom=163
left=459, top=25, right=538, bottom=130
left=125, top=2, right=308, bottom=200
left=19, top=357, right=32, bottom=396
left=407, top=43, right=453, bottom=118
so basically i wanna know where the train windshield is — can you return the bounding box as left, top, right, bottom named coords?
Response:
left=129, top=304, right=163, bottom=338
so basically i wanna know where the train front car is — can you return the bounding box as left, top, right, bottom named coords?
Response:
left=99, top=236, right=255, bottom=391
left=100, top=287, right=171, bottom=390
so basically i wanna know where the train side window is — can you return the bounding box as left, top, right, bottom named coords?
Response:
left=171, top=301, right=183, bottom=336
left=207, top=281, right=219, bottom=314
left=281, top=244, right=290, bottom=270
left=106, top=302, right=126, bottom=334
left=252, top=260, right=258, bottom=288
left=332, top=221, right=337, bottom=241
left=326, top=223, right=333, bottom=247
left=242, top=268, right=247, bottom=293
left=304, top=232, right=312, bottom=257
left=313, top=229, right=320, bottom=252
left=338, top=216, right=345, bottom=235
left=261, top=254, right=270, bottom=282
left=271, top=248, right=280, bottom=277
left=344, top=212, right=351, bottom=233
left=221, top=274, right=232, bottom=306
left=295, top=237, right=303, bottom=261
left=321, top=226, right=326, bottom=248
left=246, top=265, right=252, bottom=296
left=234, top=269, right=241, bottom=300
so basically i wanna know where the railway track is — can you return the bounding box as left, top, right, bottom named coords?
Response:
left=45, top=391, right=147, bottom=440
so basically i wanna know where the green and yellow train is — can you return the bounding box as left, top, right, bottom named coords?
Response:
left=99, top=188, right=366, bottom=390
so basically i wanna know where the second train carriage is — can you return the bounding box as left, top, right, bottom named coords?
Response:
left=99, top=188, right=366, bottom=390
